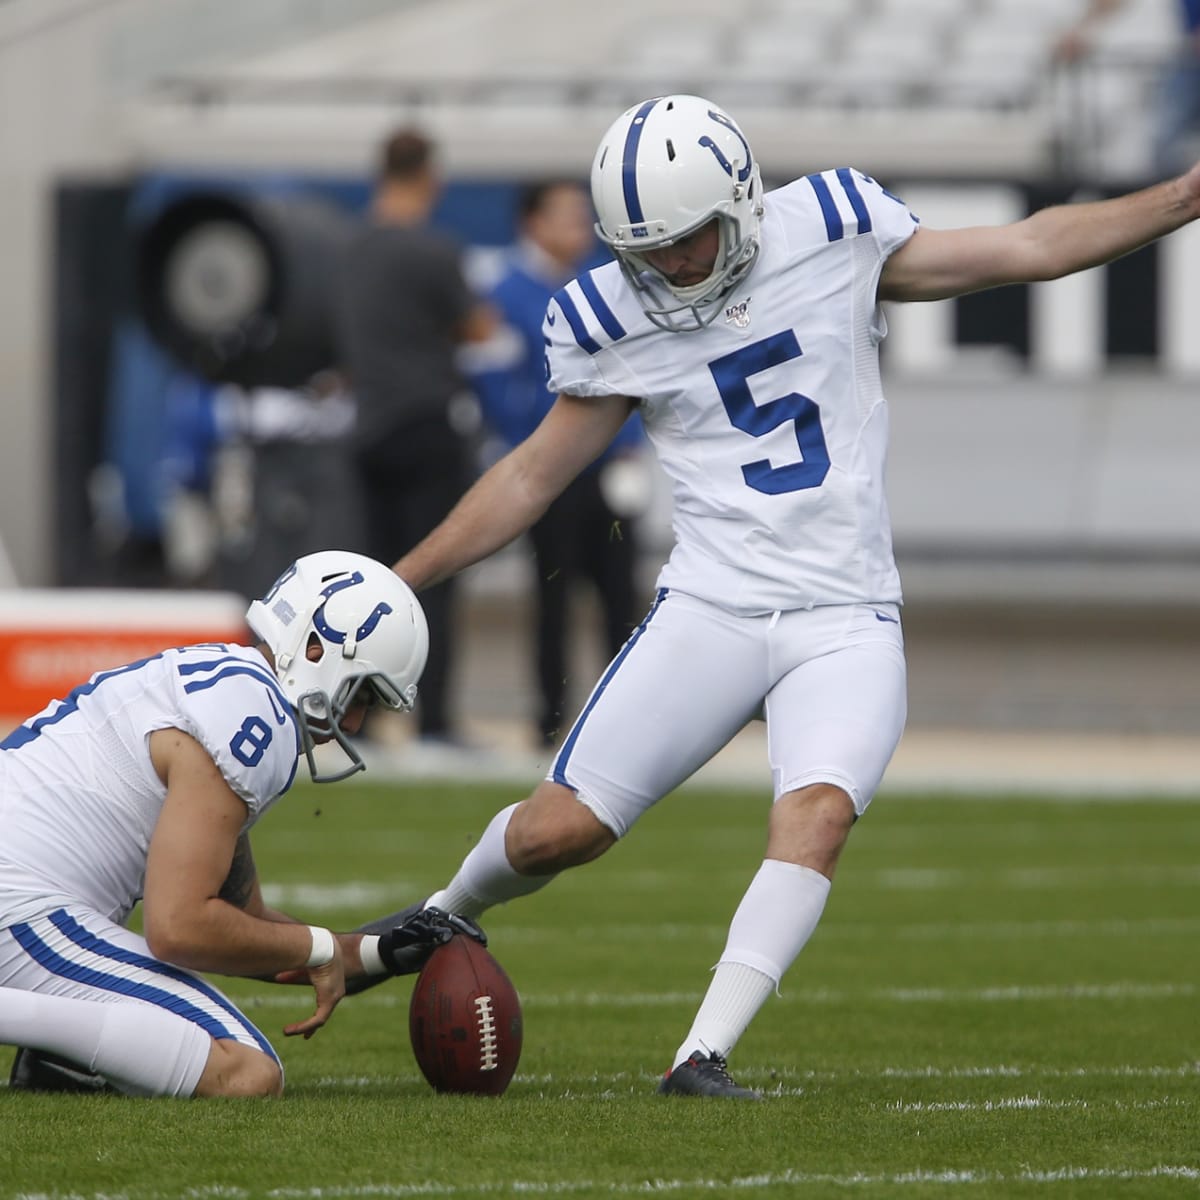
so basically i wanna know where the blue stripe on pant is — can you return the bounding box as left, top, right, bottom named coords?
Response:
left=552, top=587, right=670, bottom=787
left=11, top=909, right=277, bottom=1061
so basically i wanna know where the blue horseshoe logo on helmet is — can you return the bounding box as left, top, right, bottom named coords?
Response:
left=698, top=110, right=752, bottom=183
left=312, top=571, right=393, bottom=644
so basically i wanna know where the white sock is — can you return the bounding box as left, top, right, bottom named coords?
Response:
left=426, top=803, right=557, bottom=919
left=672, top=962, right=776, bottom=1070
left=672, top=859, right=832, bottom=1070
left=0, top=987, right=212, bottom=1097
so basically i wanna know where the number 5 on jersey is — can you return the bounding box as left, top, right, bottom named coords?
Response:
left=709, top=330, right=830, bottom=496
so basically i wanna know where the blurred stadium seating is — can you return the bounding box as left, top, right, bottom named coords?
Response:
left=105, top=0, right=1170, bottom=181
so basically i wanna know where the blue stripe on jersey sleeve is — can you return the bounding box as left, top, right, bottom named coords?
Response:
left=177, top=650, right=301, bottom=767
left=551, top=288, right=602, bottom=355
left=806, top=173, right=844, bottom=242
left=177, top=652, right=271, bottom=681
left=576, top=271, right=627, bottom=343
left=182, top=664, right=283, bottom=695
left=178, top=654, right=288, bottom=705
left=835, top=168, right=873, bottom=234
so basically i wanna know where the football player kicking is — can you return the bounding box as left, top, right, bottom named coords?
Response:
left=0, top=551, right=481, bottom=1098
left=363, top=94, right=1200, bottom=1098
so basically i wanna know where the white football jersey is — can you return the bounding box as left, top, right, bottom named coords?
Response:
left=0, top=644, right=301, bottom=925
left=546, top=169, right=919, bottom=615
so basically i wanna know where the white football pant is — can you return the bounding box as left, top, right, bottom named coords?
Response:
left=549, top=589, right=908, bottom=835
left=0, top=904, right=279, bottom=1096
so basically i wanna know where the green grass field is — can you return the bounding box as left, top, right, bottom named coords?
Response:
left=2, top=779, right=1198, bottom=1199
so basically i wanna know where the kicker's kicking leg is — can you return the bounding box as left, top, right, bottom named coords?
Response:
left=428, top=782, right=617, bottom=917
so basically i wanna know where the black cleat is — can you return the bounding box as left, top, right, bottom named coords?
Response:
left=352, top=899, right=427, bottom=940
left=8, top=1048, right=115, bottom=1094
left=345, top=900, right=488, bottom=994
left=657, top=1050, right=762, bottom=1099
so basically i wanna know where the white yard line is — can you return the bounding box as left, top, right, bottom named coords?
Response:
left=29, top=1164, right=1198, bottom=1199
left=259, top=883, right=405, bottom=909
left=312, top=1062, right=1200, bottom=1089
left=238, top=981, right=1197, bottom=1009
left=494, top=916, right=1200, bottom=943
left=254, top=864, right=1200, bottom=916
left=254, top=861, right=1200, bottom=917
left=865, top=864, right=1200, bottom=890
left=885, top=1095, right=1185, bottom=1114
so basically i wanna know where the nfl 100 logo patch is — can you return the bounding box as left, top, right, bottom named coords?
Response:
left=724, top=297, right=752, bottom=328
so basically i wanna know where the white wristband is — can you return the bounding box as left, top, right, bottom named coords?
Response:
left=305, top=925, right=336, bottom=968
left=359, top=934, right=387, bottom=976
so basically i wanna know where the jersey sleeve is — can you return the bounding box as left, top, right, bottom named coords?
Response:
left=543, top=267, right=632, bottom=399
left=852, top=168, right=921, bottom=257
left=795, top=168, right=920, bottom=260
left=171, top=650, right=301, bottom=817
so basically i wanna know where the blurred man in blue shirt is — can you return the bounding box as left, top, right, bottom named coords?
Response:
left=474, top=182, right=650, bottom=748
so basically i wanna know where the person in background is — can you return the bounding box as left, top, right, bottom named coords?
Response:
left=333, top=129, right=496, bottom=750
left=1056, top=0, right=1200, bottom=175
left=473, top=181, right=651, bottom=748
left=158, top=371, right=359, bottom=597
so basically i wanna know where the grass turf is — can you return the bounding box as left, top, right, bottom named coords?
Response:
left=1, top=780, right=1197, bottom=1199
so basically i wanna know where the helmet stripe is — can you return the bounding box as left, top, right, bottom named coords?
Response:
left=621, top=98, right=662, bottom=225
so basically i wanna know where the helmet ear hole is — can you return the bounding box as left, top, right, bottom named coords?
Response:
left=305, top=633, right=325, bottom=663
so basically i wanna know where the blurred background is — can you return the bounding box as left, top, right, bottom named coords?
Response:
left=0, top=0, right=1197, bottom=781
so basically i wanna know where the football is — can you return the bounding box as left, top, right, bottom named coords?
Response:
left=408, top=933, right=523, bottom=1095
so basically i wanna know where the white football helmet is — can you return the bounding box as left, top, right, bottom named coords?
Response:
left=591, top=94, right=764, bottom=332
left=246, top=550, right=429, bottom=782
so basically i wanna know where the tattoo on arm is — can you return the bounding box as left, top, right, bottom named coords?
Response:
left=219, top=834, right=258, bottom=909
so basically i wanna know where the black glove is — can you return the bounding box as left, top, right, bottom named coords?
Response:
left=377, top=906, right=487, bottom=976
left=344, top=903, right=488, bottom=995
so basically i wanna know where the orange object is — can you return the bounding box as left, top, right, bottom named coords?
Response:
left=0, top=590, right=250, bottom=724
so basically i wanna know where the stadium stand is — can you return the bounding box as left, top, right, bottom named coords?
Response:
left=111, top=0, right=1170, bottom=181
